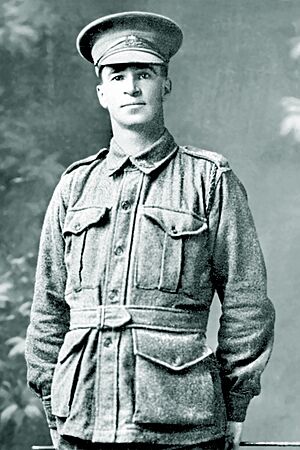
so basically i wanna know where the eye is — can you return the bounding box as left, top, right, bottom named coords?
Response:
left=111, top=74, right=124, bottom=81
left=138, top=72, right=151, bottom=79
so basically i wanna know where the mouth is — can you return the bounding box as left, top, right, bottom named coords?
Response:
left=121, top=103, right=146, bottom=108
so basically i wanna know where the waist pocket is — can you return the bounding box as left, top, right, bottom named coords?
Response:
left=51, top=329, right=90, bottom=417
left=132, top=329, right=222, bottom=426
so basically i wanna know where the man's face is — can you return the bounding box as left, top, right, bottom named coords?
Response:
left=96, top=63, right=171, bottom=129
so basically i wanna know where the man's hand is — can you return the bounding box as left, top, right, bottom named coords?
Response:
left=224, top=421, right=243, bottom=450
left=50, top=428, right=59, bottom=449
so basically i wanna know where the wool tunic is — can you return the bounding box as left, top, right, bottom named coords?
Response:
left=25, top=129, right=275, bottom=445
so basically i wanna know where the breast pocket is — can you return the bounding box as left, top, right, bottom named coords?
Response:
left=132, top=329, right=223, bottom=426
left=63, top=207, right=109, bottom=292
left=134, top=206, right=208, bottom=293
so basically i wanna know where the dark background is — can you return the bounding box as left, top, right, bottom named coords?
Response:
left=0, top=0, right=300, bottom=448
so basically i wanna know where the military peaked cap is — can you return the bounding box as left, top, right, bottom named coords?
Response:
left=76, top=11, right=183, bottom=75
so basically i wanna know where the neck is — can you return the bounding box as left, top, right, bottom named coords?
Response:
left=111, top=120, right=165, bottom=156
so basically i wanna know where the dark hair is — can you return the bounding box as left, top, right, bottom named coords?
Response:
left=97, top=62, right=169, bottom=82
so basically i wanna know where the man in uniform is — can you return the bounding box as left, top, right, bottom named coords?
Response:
left=25, top=11, right=275, bottom=450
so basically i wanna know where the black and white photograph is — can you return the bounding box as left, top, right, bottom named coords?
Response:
left=0, top=1, right=299, bottom=449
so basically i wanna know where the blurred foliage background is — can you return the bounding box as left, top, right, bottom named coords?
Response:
left=0, top=1, right=110, bottom=448
left=1, top=0, right=300, bottom=449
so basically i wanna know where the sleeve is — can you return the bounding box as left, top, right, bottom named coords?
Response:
left=209, top=166, right=275, bottom=422
left=25, top=178, right=70, bottom=429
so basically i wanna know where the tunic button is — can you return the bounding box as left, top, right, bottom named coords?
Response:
left=174, top=356, right=182, bottom=366
left=171, top=225, right=178, bottom=234
left=121, top=200, right=131, bottom=211
left=108, top=289, right=119, bottom=303
left=74, top=223, right=81, bottom=231
left=103, top=336, right=112, bottom=348
left=114, top=246, right=124, bottom=256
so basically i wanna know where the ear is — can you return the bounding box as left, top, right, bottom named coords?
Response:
left=162, top=78, right=172, bottom=101
left=96, top=84, right=108, bottom=109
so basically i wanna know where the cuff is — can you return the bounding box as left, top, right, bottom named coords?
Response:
left=224, top=393, right=252, bottom=422
left=42, top=395, right=57, bottom=429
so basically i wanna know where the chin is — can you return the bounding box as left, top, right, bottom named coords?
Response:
left=120, top=116, right=152, bottom=127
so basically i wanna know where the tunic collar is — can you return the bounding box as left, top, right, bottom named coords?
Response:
left=106, top=128, right=178, bottom=176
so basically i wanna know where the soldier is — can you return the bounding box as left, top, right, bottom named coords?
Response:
left=25, top=11, right=275, bottom=450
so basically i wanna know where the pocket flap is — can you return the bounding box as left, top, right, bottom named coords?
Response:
left=63, top=207, right=107, bottom=235
left=57, top=329, right=91, bottom=364
left=142, top=207, right=207, bottom=237
left=133, top=329, right=213, bottom=371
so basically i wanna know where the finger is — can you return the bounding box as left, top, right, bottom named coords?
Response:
left=224, top=439, right=233, bottom=450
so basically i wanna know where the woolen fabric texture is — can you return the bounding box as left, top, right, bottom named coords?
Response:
left=25, top=129, right=275, bottom=445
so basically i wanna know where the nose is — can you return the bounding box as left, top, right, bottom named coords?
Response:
left=124, top=74, right=140, bottom=96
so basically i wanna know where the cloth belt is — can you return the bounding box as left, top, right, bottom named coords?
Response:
left=69, top=306, right=208, bottom=333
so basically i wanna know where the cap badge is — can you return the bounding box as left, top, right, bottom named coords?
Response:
left=124, top=35, right=145, bottom=48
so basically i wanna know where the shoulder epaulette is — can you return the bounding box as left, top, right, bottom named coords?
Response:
left=180, top=145, right=230, bottom=169
left=62, top=147, right=108, bottom=176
